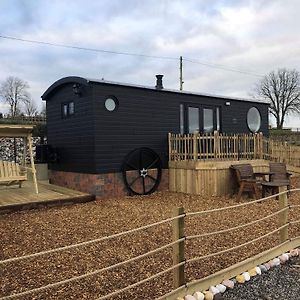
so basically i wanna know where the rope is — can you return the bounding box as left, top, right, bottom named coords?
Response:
left=186, top=188, right=300, bottom=217
left=0, top=239, right=184, bottom=300
left=96, top=261, right=185, bottom=300
left=0, top=214, right=185, bottom=265
left=186, top=207, right=288, bottom=240
left=290, top=204, right=300, bottom=209
left=186, top=224, right=288, bottom=264
left=290, top=220, right=300, bottom=225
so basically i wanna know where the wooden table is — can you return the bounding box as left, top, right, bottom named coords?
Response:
left=261, top=181, right=289, bottom=199
left=254, top=171, right=275, bottom=182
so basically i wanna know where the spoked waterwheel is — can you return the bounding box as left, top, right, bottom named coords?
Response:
left=122, top=147, right=162, bottom=195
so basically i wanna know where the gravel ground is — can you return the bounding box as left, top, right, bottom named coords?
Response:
left=222, top=256, right=300, bottom=300
left=0, top=178, right=300, bottom=299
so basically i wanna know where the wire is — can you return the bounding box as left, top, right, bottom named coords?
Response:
left=184, top=57, right=264, bottom=78
left=0, top=35, right=178, bottom=61
left=0, top=34, right=264, bottom=77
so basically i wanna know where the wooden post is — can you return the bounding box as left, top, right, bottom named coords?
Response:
left=27, top=134, right=39, bottom=194
left=213, top=130, right=219, bottom=159
left=193, top=134, right=197, bottom=160
left=259, top=132, right=264, bottom=159
left=172, top=207, right=185, bottom=288
left=168, top=133, right=171, bottom=161
left=278, top=185, right=288, bottom=243
left=179, top=56, right=183, bottom=91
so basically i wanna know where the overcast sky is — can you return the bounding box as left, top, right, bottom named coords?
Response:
left=0, top=0, right=300, bottom=127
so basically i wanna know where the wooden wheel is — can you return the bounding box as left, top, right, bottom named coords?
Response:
left=122, top=147, right=162, bottom=195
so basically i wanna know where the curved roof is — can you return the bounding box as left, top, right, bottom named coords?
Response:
left=41, top=76, right=269, bottom=104
left=41, top=76, right=89, bottom=100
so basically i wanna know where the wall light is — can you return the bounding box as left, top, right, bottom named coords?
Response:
left=225, top=101, right=231, bottom=106
left=72, top=83, right=82, bottom=96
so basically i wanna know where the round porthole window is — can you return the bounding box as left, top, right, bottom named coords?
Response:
left=247, top=107, right=261, bottom=133
left=105, top=97, right=118, bottom=112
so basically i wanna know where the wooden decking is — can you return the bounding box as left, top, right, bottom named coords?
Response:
left=0, top=181, right=95, bottom=213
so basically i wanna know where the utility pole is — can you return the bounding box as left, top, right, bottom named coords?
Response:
left=179, top=56, right=183, bottom=91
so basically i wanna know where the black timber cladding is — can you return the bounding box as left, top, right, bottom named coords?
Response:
left=42, top=77, right=269, bottom=174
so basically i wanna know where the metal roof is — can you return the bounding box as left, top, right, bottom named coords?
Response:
left=42, top=76, right=269, bottom=104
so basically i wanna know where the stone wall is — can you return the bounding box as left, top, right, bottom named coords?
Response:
left=0, top=137, right=43, bottom=163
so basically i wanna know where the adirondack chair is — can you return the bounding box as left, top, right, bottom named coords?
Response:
left=0, top=160, right=27, bottom=187
left=230, top=164, right=261, bottom=201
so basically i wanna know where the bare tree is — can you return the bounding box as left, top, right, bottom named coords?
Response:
left=0, top=76, right=31, bottom=117
left=40, top=102, right=46, bottom=117
left=254, top=68, right=300, bottom=129
left=23, top=99, right=38, bottom=116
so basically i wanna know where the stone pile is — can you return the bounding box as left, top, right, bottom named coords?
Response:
left=178, top=248, right=300, bottom=300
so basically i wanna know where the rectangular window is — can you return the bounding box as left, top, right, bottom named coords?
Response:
left=69, top=102, right=74, bottom=115
left=180, top=104, right=184, bottom=134
left=188, top=107, right=199, bottom=133
left=203, top=108, right=214, bottom=133
left=62, top=101, right=75, bottom=118
left=216, top=107, right=220, bottom=131
left=63, top=104, right=68, bottom=117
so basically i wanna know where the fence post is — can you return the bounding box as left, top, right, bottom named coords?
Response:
left=172, top=206, right=185, bottom=288
left=168, top=133, right=171, bottom=161
left=193, top=134, right=197, bottom=160
left=213, top=130, right=219, bottom=159
left=278, top=186, right=289, bottom=243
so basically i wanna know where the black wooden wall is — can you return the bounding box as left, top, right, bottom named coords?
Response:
left=44, top=78, right=269, bottom=174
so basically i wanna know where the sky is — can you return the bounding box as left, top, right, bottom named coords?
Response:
left=0, top=0, right=299, bottom=127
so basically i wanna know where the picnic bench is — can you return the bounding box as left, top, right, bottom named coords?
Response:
left=0, top=160, right=27, bottom=187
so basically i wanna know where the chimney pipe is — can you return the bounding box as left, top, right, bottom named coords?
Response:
left=155, top=75, right=164, bottom=90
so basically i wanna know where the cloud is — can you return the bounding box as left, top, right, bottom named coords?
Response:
left=0, top=0, right=300, bottom=126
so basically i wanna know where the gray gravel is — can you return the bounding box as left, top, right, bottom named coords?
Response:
left=222, top=256, right=300, bottom=300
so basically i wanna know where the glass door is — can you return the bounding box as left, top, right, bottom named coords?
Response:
left=184, top=104, right=220, bottom=134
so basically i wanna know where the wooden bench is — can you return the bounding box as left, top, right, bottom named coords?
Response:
left=0, top=160, right=27, bottom=187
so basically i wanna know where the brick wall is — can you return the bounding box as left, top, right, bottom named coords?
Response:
left=49, top=169, right=169, bottom=198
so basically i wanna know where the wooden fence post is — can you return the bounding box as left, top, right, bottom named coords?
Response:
left=193, top=134, right=197, bottom=160
left=172, top=207, right=185, bottom=288
left=278, top=186, right=289, bottom=243
left=168, top=133, right=171, bottom=161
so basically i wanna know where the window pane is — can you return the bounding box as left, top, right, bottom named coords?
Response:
left=203, top=108, right=214, bottom=133
left=69, top=102, right=74, bottom=115
left=105, top=98, right=116, bottom=111
left=216, top=107, right=220, bottom=131
left=188, top=107, right=199, bottom=133
left=247, top=107, right=261, bottom=133
left=180, top=104, right=184, bottom=134
left=63, top=104, right=68, bottom=116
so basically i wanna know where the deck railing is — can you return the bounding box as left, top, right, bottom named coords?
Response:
left=168, top=132, right=300, bottom=167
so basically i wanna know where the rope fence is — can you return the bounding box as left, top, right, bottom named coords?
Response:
left=186, top=224, right=289, bottom=264
left=186, top=207, right=288, bottom=240
left=1, top=188, right=300, bottom=300
left=0, top=214, right=185, bottom=265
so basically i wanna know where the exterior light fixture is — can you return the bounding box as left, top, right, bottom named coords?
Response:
left=72, top=83, right=82, bottom=96
left=225, top=101, right=231, bottom=106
